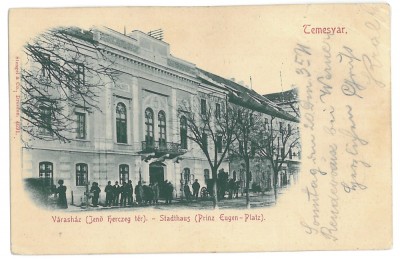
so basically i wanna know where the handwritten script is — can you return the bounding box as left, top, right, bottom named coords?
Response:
left=296, top=6, right=385, bottom=242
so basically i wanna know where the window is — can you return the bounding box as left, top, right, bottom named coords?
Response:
left=39, top=162, right=53, bottom=187
left=76, top=163, right=88, bottom=186
left=215, top=103, right=221, bottom=118
left=116, top=103, right=127, bottom=143
left=288, top=124, right=292, bottom=135
left=204, top=169, right=210, bottom=182
left=145, top=108, right=154, bottom=145
left=119, top=164, right=129, bottom=184
left=279, top=122, right=283, bottom=133
left=180, top=116, right=187, bottom=149
left=39, top=106, right=52, bottom=135
left=41, top=53, right=51, bottom=78
left=251, top=141, right=256, bottom=156
left=77, top=63, right=85, bottom=86
left=216, top=135, right=223, bottom=153
left=202, top=132, right=208, bottom=150
left=264, top=118, right=269, bottom=130
left=201, top=99, right=207, bottom=115
left=183, top=168, right=190, bottom=184
left=76, top=112, right=86, bottom=139
left=158, top=111, right=166, bottom=147
left=238, top=140, right=243, bottom=154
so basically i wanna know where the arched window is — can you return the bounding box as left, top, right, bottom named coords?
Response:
left=158, top=111, right=166, bottom=147
left=116, top=103, right=127, bottom=143
left=39, top=161, right=53, bottom=187
left=183, top=168, right=191, bottom=184
left=76, top=163, right=88, bottom=186
left=119, top=164, right=129, bottom=184
left=145, top=108, right=154, bottom=145
left=180, top=116, right=187, bottom=149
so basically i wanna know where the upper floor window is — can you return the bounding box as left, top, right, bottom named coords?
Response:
left=202, top=132, right=208, bottom=150
left=215, top=103, right=221, bottom=118
left=180, top=116, right=188, bottom=149
left=41, top=53, right=51, bottom=78
left=264, top=118, right=269, bottom=131
left=145, top=108, right=154, bottom=144
left=116, top=103, right=127, bottom=143
left=119, top=164, right=129, bottom=184
left=76, top=63, right=85, bottom=87
left=39, top=161, right=53, bottom=187
left=158, top=111, right=166, bottom=146
left=201, top=99, right=207, bottom=115
left=216, top=135, right=223, bottom=153
left=76, top=112, right=86, bottom=139
left=76, top=163, right=88, bottom=186
left=39, top=106, right=52, bottom=136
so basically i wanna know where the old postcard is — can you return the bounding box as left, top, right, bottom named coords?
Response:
left=9, top=4, right=391, bottom=254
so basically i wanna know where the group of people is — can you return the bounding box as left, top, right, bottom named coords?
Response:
left=183, top=179, right=201, bottom=201
left=134, top=180, right=174, bottom=205
left=102, top=179, right=175, bottom=207
left=103, top=180, right=135, bottom=207
left=217, top=169, right=241, bottom=199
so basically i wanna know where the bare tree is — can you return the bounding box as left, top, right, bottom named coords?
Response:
left=178, top=94, right=238, bottom=209
left=230, top=107, right=264, bottom=208
left=257, top=117, right=300, bottom=201
left=21, top=27, right=119, bottom=143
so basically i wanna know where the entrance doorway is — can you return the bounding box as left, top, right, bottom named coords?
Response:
left=149, top=162, right=165, bottom=198
left=149, top=162, right=165, bottom=185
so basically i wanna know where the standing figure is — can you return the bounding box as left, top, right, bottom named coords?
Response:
left=135, top=181, right=144, bottom=205
left=127, top=180, right=134, bottom=206
left=166, top=181, right=174, bottom=204
left=56, top=179, right=68, bottom=209
left=228, top=178, right=235, bottom=199
left=104, top=181, right=113, bottom=207
left=120, top=181, right=127, bottom=207
left=151, top=182, right=159, bottom=204
left=184, top=184, right=191, bottom=201
left=90, top=182, right=101, bottom=207
left=113, top=181, right=120, bottom=206
left=192, top=179, right=200, bottom=200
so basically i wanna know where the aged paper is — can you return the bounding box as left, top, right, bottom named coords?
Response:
left=9, top=4, right=391, bottom=254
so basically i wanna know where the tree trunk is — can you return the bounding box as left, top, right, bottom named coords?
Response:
left=273, top=170, right=278, bottom=202
left=212, top=168, right=219, bottom=209
left=245, top=158, right=251, bottom=209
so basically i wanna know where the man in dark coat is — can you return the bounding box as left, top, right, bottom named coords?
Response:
left=165, top=181, right=174, bottom=204
left=113, top=181, right=120, bottom=206
left=90, top=182, right=101, bottom=207
left=135, top=181, right=143, bottom=205
left=104, top=181, right=113, bottom=207
left=192, top=179, right=200, bottom=200
left=56, top=179, right=68, bottom=209
left=184, top=183, right=191, bottom=201
left=127, top=180, right=134, bottom=206
left=120, top=181, right=128, bottom=207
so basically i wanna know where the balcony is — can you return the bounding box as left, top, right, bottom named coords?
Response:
left=141, top=140, right=186, bottom=158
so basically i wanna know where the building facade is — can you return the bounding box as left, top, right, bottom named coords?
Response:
left=21, top=26, right=299, bottom=205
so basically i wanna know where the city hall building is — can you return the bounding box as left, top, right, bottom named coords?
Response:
left=21, top=26, right=300, bottom=205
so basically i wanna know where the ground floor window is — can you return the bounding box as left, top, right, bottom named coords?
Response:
left=119, top=164, right=129, bottom=184
left=76, top=163, right=88, bottom=186
left=39, top=161, right=53, bottom=187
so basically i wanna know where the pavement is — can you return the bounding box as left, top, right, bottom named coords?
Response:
left=64, top=189, right=284, bottom=212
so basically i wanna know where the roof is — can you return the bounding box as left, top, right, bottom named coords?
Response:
left=197, top=69, right=299, bottom=122
left=263, top=88, right=299, bottom=104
